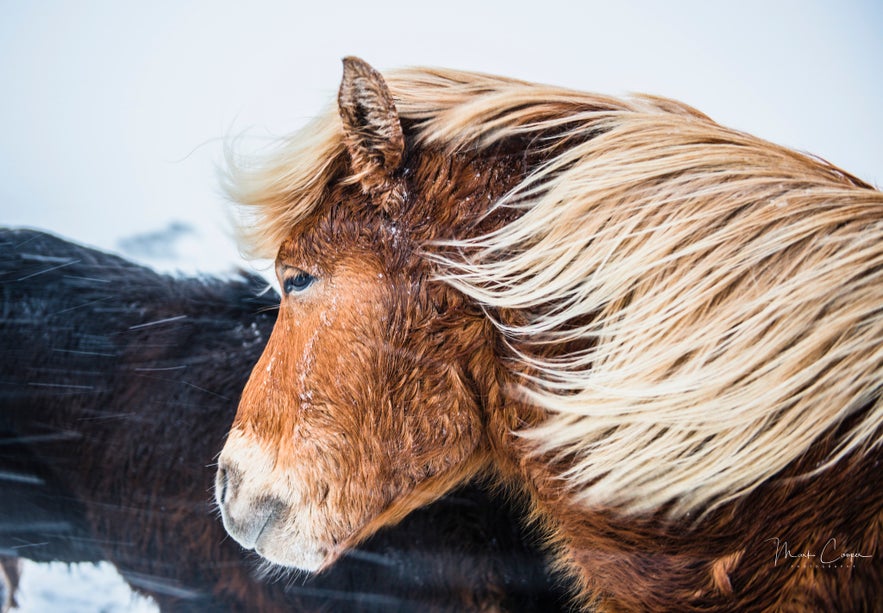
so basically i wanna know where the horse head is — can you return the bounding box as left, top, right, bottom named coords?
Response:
left=216, top=58, right=508, bottom=570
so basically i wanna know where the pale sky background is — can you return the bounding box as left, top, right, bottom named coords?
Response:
left=1, top=1, right=881, bottom=279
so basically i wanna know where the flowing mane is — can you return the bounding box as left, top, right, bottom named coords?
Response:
left=216, top=58, right=881, bottom=610
left=225, top=65, right=883, bottom=519
left=224, top=67, right=706, bottom=257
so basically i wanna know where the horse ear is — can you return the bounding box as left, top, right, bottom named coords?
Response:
left=338, top=57, right=404, bottom=192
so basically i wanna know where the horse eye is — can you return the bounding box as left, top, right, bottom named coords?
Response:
left=283, top=270, right=316, bottom=295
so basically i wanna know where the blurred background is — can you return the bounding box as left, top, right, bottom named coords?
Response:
left=1, top=1, right=881, bottom=609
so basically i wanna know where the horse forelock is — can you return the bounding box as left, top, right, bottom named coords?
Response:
left=225, top=64, right=883, bottom=519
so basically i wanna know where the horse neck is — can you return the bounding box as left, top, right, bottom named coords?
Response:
left=480, top=346, right=883, bottom=610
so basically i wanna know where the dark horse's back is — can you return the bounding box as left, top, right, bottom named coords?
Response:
left=0, top=228, right=283, bottom=609
left=0, top=229, right=566, bottom=612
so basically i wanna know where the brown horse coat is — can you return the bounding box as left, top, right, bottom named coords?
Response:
left=217, top=58, right=882, bottom=611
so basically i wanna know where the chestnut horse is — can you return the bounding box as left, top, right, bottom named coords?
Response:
left=0, top=229, right=564, bottom=612
left=216, top=58, right=883, bottom=611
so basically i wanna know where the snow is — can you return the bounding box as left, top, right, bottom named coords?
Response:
left=15, top=562, right=157, bottom=613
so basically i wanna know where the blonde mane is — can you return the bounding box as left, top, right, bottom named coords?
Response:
left=225, top=66, right=883, bottom=518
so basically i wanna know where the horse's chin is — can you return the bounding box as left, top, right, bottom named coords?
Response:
left=220, top=497, right=335, bottom=572
left=253, top=527, right=330, bottom=572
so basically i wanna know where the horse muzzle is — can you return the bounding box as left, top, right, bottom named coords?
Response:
left=215, top=433, right=331, bottom=571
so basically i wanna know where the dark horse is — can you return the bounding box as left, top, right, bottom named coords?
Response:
left=0, top=228, right=565, bottom=611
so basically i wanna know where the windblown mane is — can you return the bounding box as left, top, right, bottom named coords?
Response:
left=225, top=66, right=883, bottom=518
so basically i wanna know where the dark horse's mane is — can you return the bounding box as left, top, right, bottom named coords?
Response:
left=0, top=228, right=566, bottom=611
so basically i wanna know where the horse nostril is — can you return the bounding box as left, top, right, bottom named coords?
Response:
left=216, top=467, right=228, bottom=505
left=216, top=463, right=240, bottom=507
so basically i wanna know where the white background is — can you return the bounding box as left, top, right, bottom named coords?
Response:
left=1, top=0, right=881, bottom=278
left=1, top=1, right=881, bottom=609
